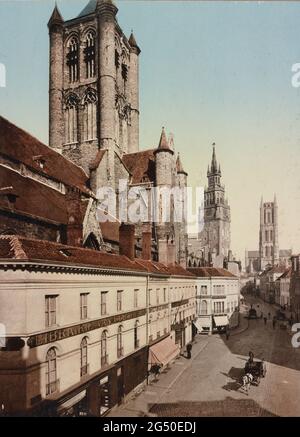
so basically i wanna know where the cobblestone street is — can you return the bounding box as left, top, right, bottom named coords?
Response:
left=110, top=297, right=300, bottom=417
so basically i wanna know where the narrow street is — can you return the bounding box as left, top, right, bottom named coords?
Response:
left=110, top=296, right=300, bottom=417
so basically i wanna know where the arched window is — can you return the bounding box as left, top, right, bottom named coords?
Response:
left=80, top=337, right=88, bottom=377
left=67, top=37, right=79, bottom=83
left=64, top=94, right=78, bottom=144
left=83, top=90, right=97, bottom=141
left=134, top=320, right=139, bottom=349
left=117, top=325, right=123, bottom=358
left=101, top=330, right=108, bottom=366
left=84, top=31, right=96, bottom=78
left=200, top=300, right=208, bottom=315
left=46, top=348, right=58, bottom=395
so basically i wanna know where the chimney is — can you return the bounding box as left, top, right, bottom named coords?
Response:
left=142, top=231, right=152, bottom=260
left=167, top=241, right=176, bottom=265
left=158, top=239, right=168, bottom=264
left=119, top=223, right=135, bottom=260
left=66, top=189, right=83, bottom=247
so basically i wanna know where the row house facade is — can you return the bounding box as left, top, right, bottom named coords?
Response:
left=188, top=267, right=240, bottom=334
left=290, top=255, right=300, bottom=322
left=259, top=265, right=287, bottom=304
left=0, top=233, right=196, bottom=417
left=275, top=268, right=292, bottom=309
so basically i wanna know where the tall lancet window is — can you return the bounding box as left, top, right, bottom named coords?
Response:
left=67, top=37, right=79, bottom=83
left=65, top=94, right=78, bottom=144
left=84, top=32, right=96, bottom=79
left=83, top=90, right=97, bottom=141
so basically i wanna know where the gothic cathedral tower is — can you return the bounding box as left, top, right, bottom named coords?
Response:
left=259, top=196, right=279, bottom=270
left=200, top=145, right=231, bottom=262
left=48, top=0, right=140, bottom=188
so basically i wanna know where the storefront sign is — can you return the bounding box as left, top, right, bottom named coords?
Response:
left=27, top=309, right=146, bottom=348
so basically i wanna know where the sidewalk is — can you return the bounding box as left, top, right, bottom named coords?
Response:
left=108, top=336, right=209, bottom=417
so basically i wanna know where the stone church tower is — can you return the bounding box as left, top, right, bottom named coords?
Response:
left=48, top=0, right=140, bottom=190
left=200, top=144, right=231, bottom=263
left=259, top=196, right=279, bottom=270
left=47, top=0, right=189, bottom=266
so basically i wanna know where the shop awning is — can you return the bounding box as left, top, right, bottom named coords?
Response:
left=213, top=315, right=229, bottom=327
left=193, top=317, right=211, bottom=331
left=149, top=336, right=180, bottom=367
left=57, top=390, right=86, bottom=412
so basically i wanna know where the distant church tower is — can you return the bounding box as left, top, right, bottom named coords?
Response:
left=48, top=0, right=140, bottom=185
left=259, top=196, right=279, bottom=270
left=200, top=144, right=231, bottom=263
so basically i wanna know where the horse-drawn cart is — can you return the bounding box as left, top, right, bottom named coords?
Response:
left=244, top=359, right=266, bottom=385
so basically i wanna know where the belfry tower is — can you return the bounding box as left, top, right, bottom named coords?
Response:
left=259, top=195, right=279, bottom=270
left=48, top=0, right=141, bottom=186
left=200, top=144, right=231, bottom=261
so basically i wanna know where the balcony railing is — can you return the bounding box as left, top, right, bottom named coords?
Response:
left=80, top=364, right=89, bottom=377
left=117, top=347, right=124, bottom=358
left=46, top=379, right=59, bottom=396
left=101, top=355, right=109, bottom=366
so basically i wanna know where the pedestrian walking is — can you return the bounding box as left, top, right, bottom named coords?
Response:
left=268, top=312, right=271, bottom=320
left=272, top=317, right=276, bottom=329
left=261, top=312, right=263, bottom=319
left=226, top=327, right=230, bottom=340
left=186, top=343, right=192, bottom=359
left=264, top=316, right=267, bottom=325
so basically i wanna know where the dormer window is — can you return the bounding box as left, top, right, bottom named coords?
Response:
left=33, top=156, right=46, bottom=169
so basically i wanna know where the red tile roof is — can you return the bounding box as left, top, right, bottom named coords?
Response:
left=122, top=149, right=156, bottom=184
left=188, top=267, right=237, bottom=278
left=0, top=235, right=196, bottom=278
left=0, top=116, right=89, bottom=194
left=135, top=259, right=170, bottom=275
left=167, top=264, right=196, bottom=277
left=0, top=235, right=147, bottom=272
left=0, top=165, right=81, bottom=224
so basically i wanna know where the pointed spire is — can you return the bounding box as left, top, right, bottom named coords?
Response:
left=129, top=31, right=141, bottom=55
left=274, top=193, right=277, bottom=206
left=48, top=3, right=64, bottom=28
left=210, top=142, right=218, bottom=173
left=260, top=196, right=264, bottom=207
left=155, top=127, right=174, bottom=155
left=158, top=127, right=169, bottom=149
left=176, top=153, right=188, bottom=176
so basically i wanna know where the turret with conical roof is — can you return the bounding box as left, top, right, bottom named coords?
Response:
left=155, top=127, right=174, bottom=187
left=48, top=4, right=64, bottom=29
left=176, top=153, right=188, bottom=176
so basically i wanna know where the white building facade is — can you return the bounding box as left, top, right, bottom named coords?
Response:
left=188, top=267, right=240, bottom=334
left=0, top=235, right=196, bottom=417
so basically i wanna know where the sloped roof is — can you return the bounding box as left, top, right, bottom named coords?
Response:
left=279, top=249, right=292, bottom=257
left=77, top=0, right=98, bottom=18
left=0, top=165, right=82, bottom=225
left=188, top=267, right=237, bottom=278
left=0, top=116, right=89, bottom=194
left=122, top=149, right=156, bottom=184
left=89, top=149, right=107, bottom=171
left=276, top=268, right=292, bottom=281
left=247, top=250, right=259, bottom=258
left=0, top=235, right=146, bottom=272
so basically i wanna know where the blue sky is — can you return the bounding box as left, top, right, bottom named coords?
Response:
left=1, top=0, right=300, bottom=262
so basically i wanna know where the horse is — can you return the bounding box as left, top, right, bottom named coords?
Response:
left=241, top=373, right=253, bottom=393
